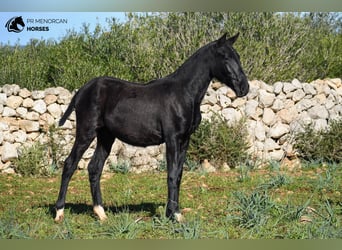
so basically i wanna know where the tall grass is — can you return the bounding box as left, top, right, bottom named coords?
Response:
left=0, top=12, right=341, bottom=91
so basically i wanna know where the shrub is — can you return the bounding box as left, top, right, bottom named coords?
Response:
left=13, top=125, right=65, bottom=177
left=187, top=116, right=250, bottom=167
left=14, top=142, right=47, bottom=177
left=293, top=119, right=342, bottom=163
left=0, top=12, right=341, bottom=91
left=109, top=160, right=131, bottom=174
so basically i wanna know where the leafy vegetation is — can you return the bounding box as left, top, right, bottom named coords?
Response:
left=187, top=116, right=250, bottom=167
left=13, top=125, right=66, bottom=177
left=294, top=119, right=342, bottom=163
left=0, top=163, right=341, bottom=239
left=1, top=12, right=341, bottom=91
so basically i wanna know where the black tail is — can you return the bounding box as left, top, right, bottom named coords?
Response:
left=59, top=92, right=78, bottom=126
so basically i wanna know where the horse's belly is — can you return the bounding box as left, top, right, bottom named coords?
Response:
left=105, top=111, right=163, bottom=147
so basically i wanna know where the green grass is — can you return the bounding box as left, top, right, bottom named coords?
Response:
left=0, top=163, right=341, bottom=239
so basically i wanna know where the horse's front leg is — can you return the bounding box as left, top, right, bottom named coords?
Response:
left=165, top=137, right=189, bottom=222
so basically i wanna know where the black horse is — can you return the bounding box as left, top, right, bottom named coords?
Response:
left=55, top=33, right=249, bottom=223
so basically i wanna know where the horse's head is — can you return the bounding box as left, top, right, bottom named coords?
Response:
left=15, top=16, right=25, bottom=27
left=211, top=33, right=249, bottom=97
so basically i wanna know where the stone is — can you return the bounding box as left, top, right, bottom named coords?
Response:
left=268, top=150, right=285, bottom=161
left=329, top=78, right=341, bottom=88
left=221, top=162, right=231, bottom=172
left=31, top=90, right=45, bottom=99
left=120, top=144, right=138, bottom=159
left=0, top=93, right=7, bottom=105
left=60, top=120, right=73, bottom=129
left=273, top=82, right=283, bottom=94
left=283, top=82, right=296, bottom=93
left=2, top=84, right=20, bottom=96
left=262, top=108, right=276, bottom=126
left=32, top=100, right=47, bottom=114
left=255, top=121, right=266, bottom=141
left=205, top=91, right=218, bottom=105
left=132, top=156, right=151, bottom=166
left=19, top=88, right=31, bottom=98
left=277, top=106, right=298, bottom=124
left=0, top=121, right=9, bottom=131
left=218, top=94, right=231, bottom=108
left=313, top=119, right=328, bottom=131
left=3, top=131, right=15, bottom=143
left=22, top=98, right=34, bottom=108
left=303, top=83, right=317, bottom=95
left=19, top=120, right=40, bottom=132
left=57, top=88, right=72, bottom=104
left=47, top=103, right=62, bottom=118
left=264, top=138, right=280, bottom=151
left=216, top=86, right=229, bottom=96
left=1, top=142, right=18, bottom=162
left=211, top=81, right=223, bottom=90
left=292, top=89, right=305, bottom=102
left=222, top=108, right=242, bottom=124
left=2, top=167, right=15, bottom=174
left=245, top=100, right=259, bottom=119
left=25, top=112, right=40, bottom=121
left=269, top=123, right=290, bottom=139
left=246, top=86, right=259, bottom=100
left=226, top=88, right=237, bottom=99
left=271, top=99, right=285, bottom=111
left=40, top=113, right=55, bottom=126
left=314, top=93, right=326, bottom=104
left=6, top=96, right=23, bottom=109
left=295, top=99, right=315, bottom=112
left=200, top=104, right=211, bottom=113
left=201, top=159, right=216, bottom=173
left=16, top=107, right=28, bottom=118
left=308, top=105, right=329, bottom=119
left=13, top=130, right=27, bottom=143
left=259, top=89, right=275, bottom=107
left=44, top=95, right=58, bottom=105
left=291, top=79, right=303, bottom=89
left=259, top=81, right=274, bottom=92
left=2, top=107, right=16, bottom=117
left=45, top=87, right=62, bottom=95
left=325, top=95, right=335, bottom=110
left=231, top=98, right=246, bottom=108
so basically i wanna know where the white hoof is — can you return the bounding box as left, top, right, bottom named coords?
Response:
left=93, top=205, right=107, bottom=221
left=55, top=208, right=64, bottom=223
left=174, top=212, right=185, bottom=223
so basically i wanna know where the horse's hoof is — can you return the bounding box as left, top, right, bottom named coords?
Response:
left=174, top=212, right=185, bottom=223
left=93, top=205, right=108, bottom=221
left=54, top=208, right=64, bottom=223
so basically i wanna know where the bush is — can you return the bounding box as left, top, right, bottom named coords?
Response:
left=0, top=12, right=341, bottom=90
left=187, top=116, right=250, bottom=167
left=294, top=119, right=342, bottom=163
left=14, top=142, right=47, bottom=177
left=13, top=125, right=65, bottom=177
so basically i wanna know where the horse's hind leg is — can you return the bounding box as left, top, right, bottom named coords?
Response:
left=88, top=128, right=115, bottom=221
left=55, top=128, right=95, bottom=222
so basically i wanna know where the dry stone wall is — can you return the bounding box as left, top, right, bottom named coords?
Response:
left=0, top=78, right=341, bottom=174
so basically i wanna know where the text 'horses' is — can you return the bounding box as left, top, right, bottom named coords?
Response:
left=55, top=33, right=249, bottom=223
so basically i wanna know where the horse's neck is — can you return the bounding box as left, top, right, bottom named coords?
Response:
left=170, top=55, right=212, bottom=104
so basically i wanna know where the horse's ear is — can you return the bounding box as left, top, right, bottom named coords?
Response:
left=227, top=33, right=240, bottom=45
left=216, top=33, right=227, bottom=47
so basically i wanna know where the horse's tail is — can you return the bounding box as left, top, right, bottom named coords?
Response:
left=59, top=91, right=78, bottom=126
